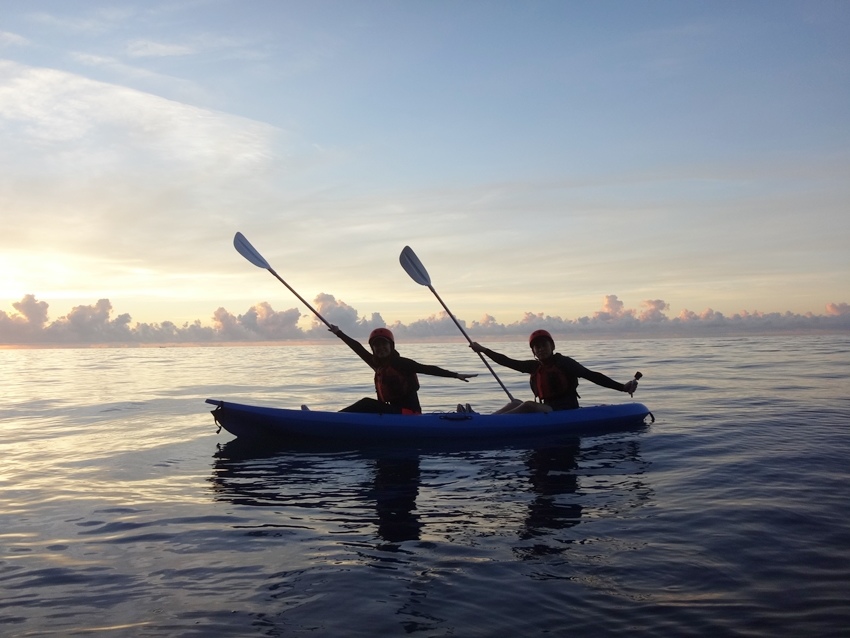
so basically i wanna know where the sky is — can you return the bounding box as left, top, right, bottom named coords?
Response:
left=1, top=1, right=849, bottom=344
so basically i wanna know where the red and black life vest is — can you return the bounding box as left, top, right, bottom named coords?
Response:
left=530, top=355, right=578, bottom=403
left=374, top=362, right=420, bottom=406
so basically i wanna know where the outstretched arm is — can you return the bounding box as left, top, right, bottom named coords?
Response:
left=402, top=358, right=478, bottom=382
left=577, top=364, right=640, bottom=396
left=469, top=342, right=537, bottom=374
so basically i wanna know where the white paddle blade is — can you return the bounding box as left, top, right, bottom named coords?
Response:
left=399, top=245, right=432, bottom=286
left=234, top=232, right=271, bottom=269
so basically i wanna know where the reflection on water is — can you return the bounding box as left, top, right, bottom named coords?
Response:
left=209, top=441, right=425, bottom=544
left=520, top=444, right=581, bottom=545
left=209, top=435, right=651, bottom=553
left=207, top=434, right=654, bottom=636
left=370, top=456, right=422, bottom=542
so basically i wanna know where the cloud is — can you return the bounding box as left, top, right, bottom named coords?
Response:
left=0, top=61, right=274, bottom=159
left=0, top=31, right=29, bottom=47
left=126, top=39, right=195, bottom=58
left=14, top=294, right=49, bottom=327
left=677, top=307, right=727, bottom=324
left=638, top=299, right=670, bottom=323
left=0, top=60, right=282, bottom=281
left=397, top=312, right=464, bottom=340
left=826, top=302, right=850, bottom=316
left=230, top=302, right=303, bottom=340
left=308, top=293, right=387, bottom=336
left=2, top=298, right=135, bottom=343
left=593, top=294, right=635, bottom=322
left=27, top=8, right=137, bottom=35
left=122, top=32, right=263, bottom=61
left=0, top=294, right=48, bottom=342
left=3, top=294, right=848, bottom=346
left=69, top=51, right=191, bottom=86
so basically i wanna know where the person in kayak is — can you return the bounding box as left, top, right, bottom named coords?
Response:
left=329, top=325, right=477, bottom=414
left=469, top=329, right=638, bottom=414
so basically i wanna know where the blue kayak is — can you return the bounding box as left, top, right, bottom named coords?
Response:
left=206, top=399, right=653, bottom=443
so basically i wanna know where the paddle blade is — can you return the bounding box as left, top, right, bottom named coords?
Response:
left=399, top=245, right=432, bottom=286
left=234, top=232, right=271, bottom=269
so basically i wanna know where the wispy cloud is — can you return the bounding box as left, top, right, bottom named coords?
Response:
left=0, top=60, right=281, bottom=263
left=126, top=39, right=196, bottom=58
left=0, top=31, right=30, bottom=47
left=26, top=8, right=138, bottom=35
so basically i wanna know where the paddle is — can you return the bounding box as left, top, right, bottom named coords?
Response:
left=399, top=245, right=516, bottom=402
left=233, top=232, right=331, bottom=328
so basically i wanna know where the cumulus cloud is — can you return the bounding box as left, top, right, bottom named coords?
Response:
left=237, top=302, right=303, bottom=340
left=0, top=294, right=46, bottom=342
left=593, top=295, right=636, bottom=322
left=210, top=303, right=303, bottom=341
left=467, top=314, right=512, bottom=338
left=7, top=298, right=135, bottom=343
left=13, top=294, right=49, bottom=327
left=639, top=299, right=670, bottom=323
left=310, top=293, right=360, bottom=332
left=1, top=294, right=849, bottom=346
left=307, top=293, right=388, bottom=337
left=399, top=312, right=464, bottom=340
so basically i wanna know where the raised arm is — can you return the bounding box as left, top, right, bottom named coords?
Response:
left=328, top=325, right=374, bottom=368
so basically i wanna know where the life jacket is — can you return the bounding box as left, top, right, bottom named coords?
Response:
left=374, top=357, right=420, bottom=407
left=530, top=355, right=578, bottom=403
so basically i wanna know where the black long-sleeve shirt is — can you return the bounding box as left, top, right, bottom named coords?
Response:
left=336, top=330, right=460, bottom=412
left=479, top=347, right=625, bottom=410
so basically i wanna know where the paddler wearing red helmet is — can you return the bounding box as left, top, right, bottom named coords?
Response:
left=469, top=330, right=638, bottom=414
left=329, top=324, right=477, bottom=414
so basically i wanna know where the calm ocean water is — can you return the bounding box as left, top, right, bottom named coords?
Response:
left=1, top=335, right=849, bottom=637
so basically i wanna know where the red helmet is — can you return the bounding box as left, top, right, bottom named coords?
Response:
left=529, top=329, right=554, bottom=348
left=368, top=327, right=395, bottom=346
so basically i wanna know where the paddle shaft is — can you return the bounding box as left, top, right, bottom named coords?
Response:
left=233, top=232, right=332, bottom=329
left=425, top=284, right=516, bottom=402
left=265, top=266, right=332, bottom=329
